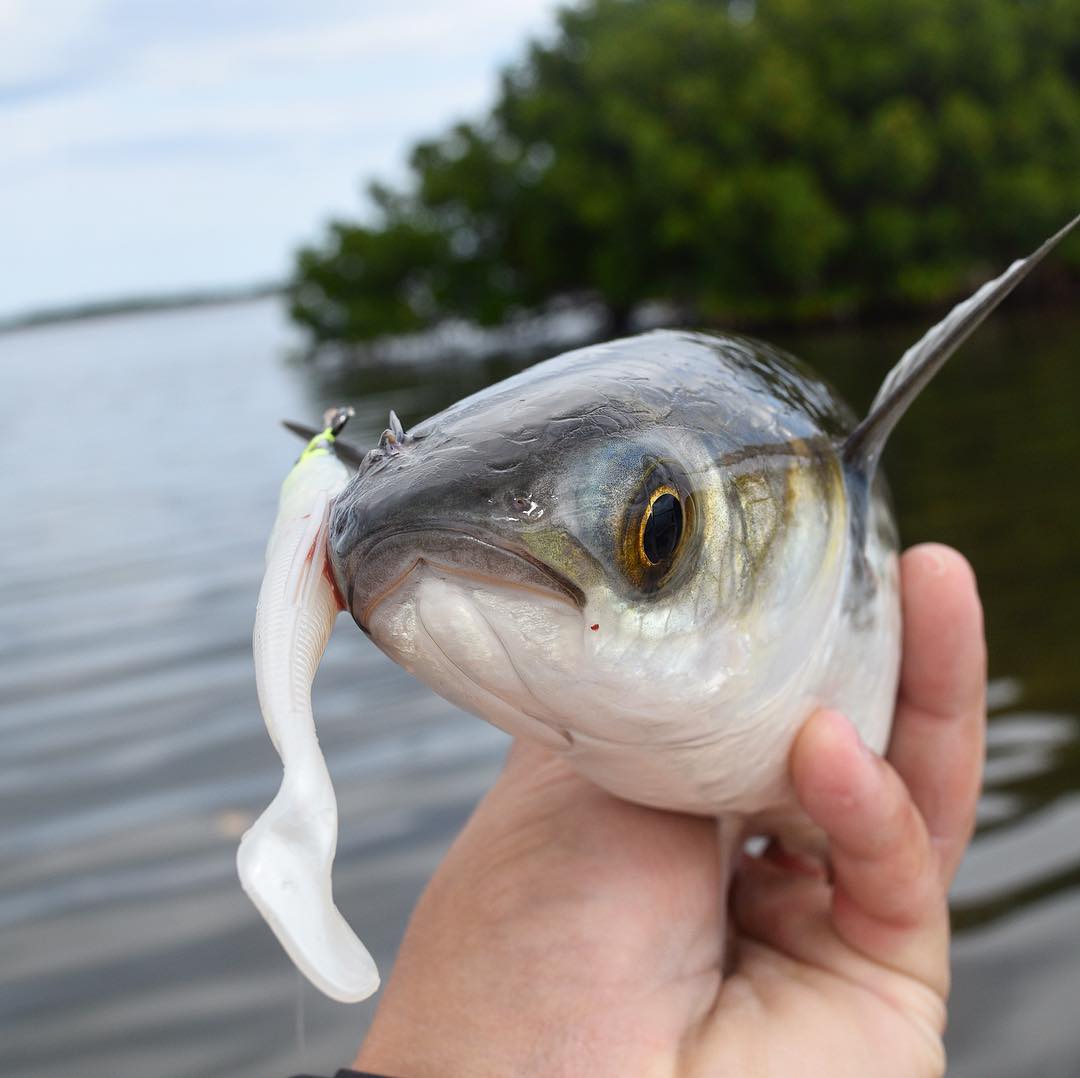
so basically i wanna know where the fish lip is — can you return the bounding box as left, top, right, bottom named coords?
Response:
left=350, top=527, right=585, bottom=631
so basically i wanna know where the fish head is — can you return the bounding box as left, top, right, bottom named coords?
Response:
left=329, top=334, right=851, bottom=786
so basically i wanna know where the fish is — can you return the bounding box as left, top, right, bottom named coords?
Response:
left=238, top=213, right=1079, bottom=1002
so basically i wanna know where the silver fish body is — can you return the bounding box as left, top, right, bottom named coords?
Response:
left=329, top=332, right=900, bottom=825
left=242, top=213, right=1077, bottom=1002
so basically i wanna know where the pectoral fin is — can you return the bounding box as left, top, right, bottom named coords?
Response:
left=844, top=212, right=1080, bottom=476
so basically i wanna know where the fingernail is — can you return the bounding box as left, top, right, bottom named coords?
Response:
left=915, top=544, right=948, bottom=577
left=855, top=727, right=878, bottom=764
left=820, top=708, right=878, bottom=770
left=818, top=708, right=860, bottom=749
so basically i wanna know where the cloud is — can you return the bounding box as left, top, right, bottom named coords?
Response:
left=0, top=0, right=558, bottom=315
left=0, top=0, right=107, bottom=91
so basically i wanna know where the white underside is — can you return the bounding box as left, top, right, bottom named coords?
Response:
left=369, top=541, right=901, bottom=827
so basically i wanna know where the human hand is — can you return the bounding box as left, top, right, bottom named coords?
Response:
left=354, top=545, right=986, bottom=1078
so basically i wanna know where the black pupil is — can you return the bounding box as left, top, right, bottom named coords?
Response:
left=643, top=493, right=682, bottom=564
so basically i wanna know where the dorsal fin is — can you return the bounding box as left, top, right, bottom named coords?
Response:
left=844, top=212, right=1080, bottom=476
left=282, top=419, right=367, bottom=469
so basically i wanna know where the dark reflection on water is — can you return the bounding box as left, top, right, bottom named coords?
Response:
left=1, top=299, right=1078, bottom=1077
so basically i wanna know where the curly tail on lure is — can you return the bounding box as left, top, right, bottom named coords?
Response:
left=236, top=406, right=381, bottom=1004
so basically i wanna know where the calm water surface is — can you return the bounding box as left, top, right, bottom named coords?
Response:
left=1, top=298, right=1078, bottom=1077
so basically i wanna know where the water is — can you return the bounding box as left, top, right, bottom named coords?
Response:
left=1, top=298, right=1078, bottom=1077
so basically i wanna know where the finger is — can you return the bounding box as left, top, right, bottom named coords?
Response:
left=887, top=544, right=986, bottom=885
left=792, top=709, right=948, bottom=992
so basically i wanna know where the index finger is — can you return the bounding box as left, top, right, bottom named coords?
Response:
left=886, top=544, right=987, bottom=885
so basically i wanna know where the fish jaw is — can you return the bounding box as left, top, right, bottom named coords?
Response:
left=341, top=526, right=585, bottom=634
left=360, top=551, right=855, bottom=819
left=348, top=522, right=761, bottom=783
left=367, top=562, right=591, bottom=752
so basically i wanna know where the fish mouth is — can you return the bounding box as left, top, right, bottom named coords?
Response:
left=342, top=527, right=585, bottom=632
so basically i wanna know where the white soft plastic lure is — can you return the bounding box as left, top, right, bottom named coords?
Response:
left=237, top=410, right=379, bottom=1002
left=241, top=215, right=1077, bottom=1002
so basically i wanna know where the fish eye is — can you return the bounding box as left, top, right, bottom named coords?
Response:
left=641, top=488, right=683, bottom=565
left=618, top=464, right=694, bottom=592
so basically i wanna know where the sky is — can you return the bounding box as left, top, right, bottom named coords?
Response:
left=0, top=0, right=560, bottom=319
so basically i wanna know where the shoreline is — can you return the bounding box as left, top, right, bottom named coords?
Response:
left=0, top=282, right=284, bottom=336
left=2, top=271, right=1072, bottom=350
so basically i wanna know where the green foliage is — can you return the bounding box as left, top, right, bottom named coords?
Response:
left=291, top=0, right=1080, bottom=343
